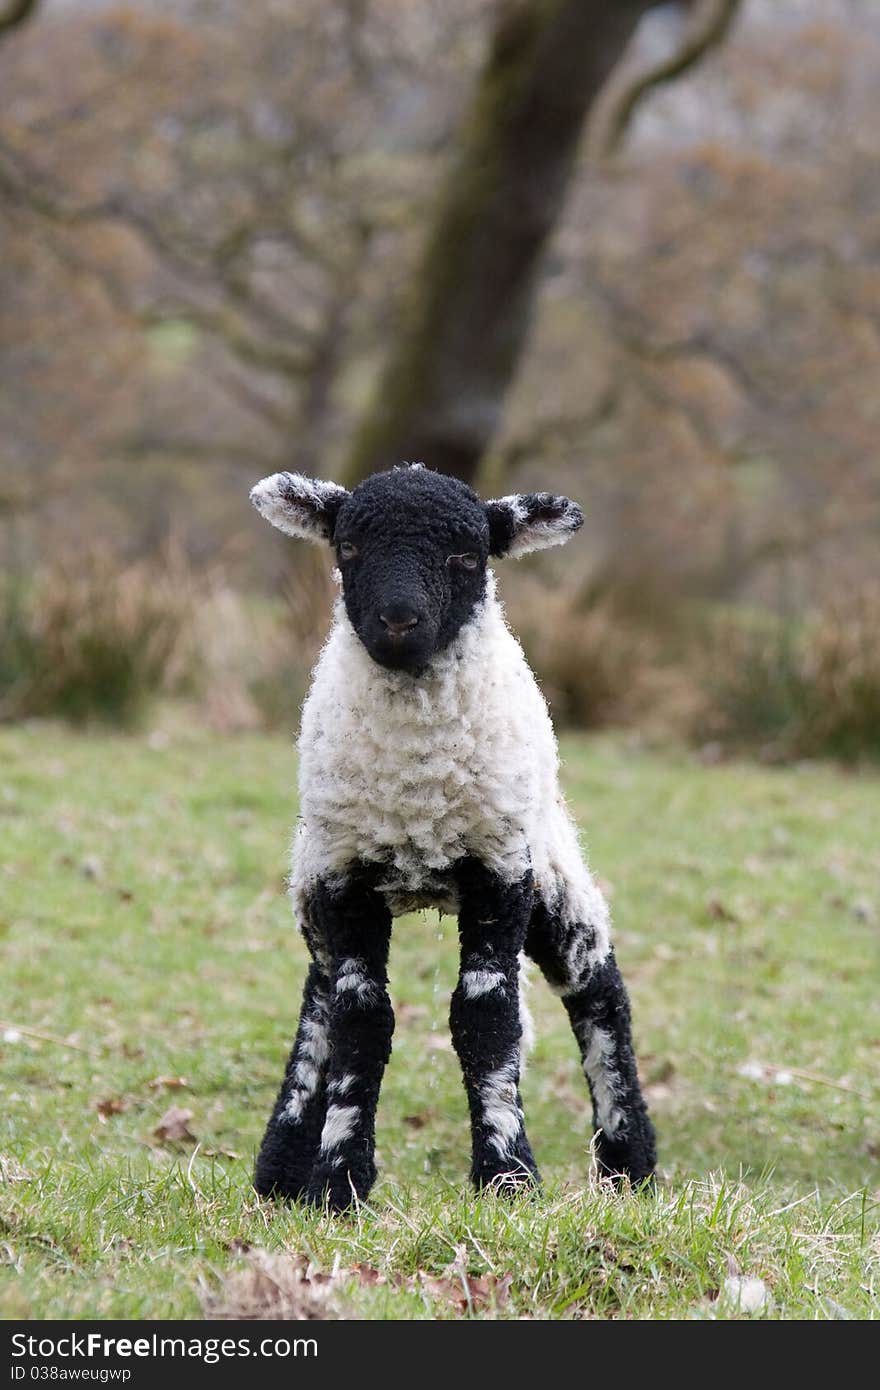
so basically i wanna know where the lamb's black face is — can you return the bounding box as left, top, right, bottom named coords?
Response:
left=250, top=463, right=584, bottom=675
left=334, top=469, right=489, bottom=674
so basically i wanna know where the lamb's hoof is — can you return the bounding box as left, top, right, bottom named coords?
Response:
left=253, top=1178, right=303, bottom=1203
left=251, top=1156, right=314, bottom=1200
left=253, top=1164, right=310, bottom=1204
left=304, top=1160, right=373, bottom=1213
left=473, top=1155, right=541, bottom=1198
left=601, top=1164, right=657, bottom=1193
left=594, top=1115, right=657, bottom=1191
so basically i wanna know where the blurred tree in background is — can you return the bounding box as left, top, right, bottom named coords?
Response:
left=1, top=0, right=879, bottom=750
left=348, top=0, right=740, bottom=486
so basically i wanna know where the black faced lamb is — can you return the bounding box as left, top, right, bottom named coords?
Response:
left=249, top=463, right=656, bottom=1210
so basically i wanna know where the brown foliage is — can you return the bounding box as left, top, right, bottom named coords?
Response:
left=502, top=570, right=660, bottom=729
left=0, top=547, right=198, bottom=726
left=695, top=586, right=880, bottom=761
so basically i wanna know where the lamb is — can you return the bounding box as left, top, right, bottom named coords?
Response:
left=249, top=463, right=656, bottom=1210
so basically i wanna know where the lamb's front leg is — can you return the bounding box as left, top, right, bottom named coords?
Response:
left=254, top=961, right=332, bottom=1200
left=304, top=865, right=394, bottom=1212
left=450, top=857, right=540, bottom=1194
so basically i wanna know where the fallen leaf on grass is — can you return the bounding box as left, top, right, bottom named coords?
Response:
left=403, top=1111, right=435, bottom=1130
left=340, top=1255, right=513, bottom=1314
left=201, top=1251, right=339, bottom=1321
left=153, top=1106, right=196, bottom=1144
left=94, top=1097, right=127, bottom=1121
left=413, top=1244, right=512, bottom=1315
left=147, top=1076, right=189, bottom=1091
left=0, top=1155, right=32, bottom=1183
left=706, top=896, right=739, bottom=923
left=202, top=1147, right=241, bottom=1161
left=417, top=1270, right=513, bottom=1314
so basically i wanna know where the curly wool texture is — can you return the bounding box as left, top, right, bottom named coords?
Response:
left=291, top=572, right=610, bottom=956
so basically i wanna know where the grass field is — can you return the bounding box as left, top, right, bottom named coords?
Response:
left=1, top=722, right=878, bottom=1319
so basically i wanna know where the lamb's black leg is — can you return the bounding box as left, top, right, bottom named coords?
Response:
left=254, top=960, right=332, bottom=1200
left=304, top=865, right=394, bottom=1212
left=450, top=858, right=540, bottom=1194
left=526, top=900, right=656, bottom=1186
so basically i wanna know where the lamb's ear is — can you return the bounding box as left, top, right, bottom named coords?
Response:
left=486, top=492, right=583, bottom=558
left=249, top=472, right=350, bottom=543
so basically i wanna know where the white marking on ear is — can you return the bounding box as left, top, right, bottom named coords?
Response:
left=487, top=492, right=583, bottom=558
left=250, top=472, right=349, bottom=543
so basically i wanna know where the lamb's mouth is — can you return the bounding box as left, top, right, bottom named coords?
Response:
left=368, top=643, right=431, bottom=675
left=362, top=628, right=436, bottom=675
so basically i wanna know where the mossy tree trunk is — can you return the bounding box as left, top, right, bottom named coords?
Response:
left=345, top=0, right=662, bottom=487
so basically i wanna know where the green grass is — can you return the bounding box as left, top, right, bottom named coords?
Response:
left=1, top=723, right=878, bottom=1319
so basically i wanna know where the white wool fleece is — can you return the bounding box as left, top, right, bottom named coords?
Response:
left=290, top=573, right=610, bottom=958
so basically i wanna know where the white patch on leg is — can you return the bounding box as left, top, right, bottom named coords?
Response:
left=328, top=1073, right=356, bottom=1098
left=282, top=993, right=330, bottom=1123
left=319, top=1104, right=360, bottom=1153
left=479, top=1057, right=524, bottom=1158
left=462, top=968, right=505, bottom=998
left=580, top=1025, right=624, bottom=1136
left=335, top=958, right=379, bottom=1003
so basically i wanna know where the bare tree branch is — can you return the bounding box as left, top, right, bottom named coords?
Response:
left=0, top=136, right=330, bottom=355
left=118, top=438, right=279, bottom=471
left=590, top=0, right=743, bottom=160
left=583, top=264, right=774, bottom=410
left=0, top=0, right=39, bottom=40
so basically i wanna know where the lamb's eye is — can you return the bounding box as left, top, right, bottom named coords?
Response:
left=338, top=541, right=358, bottom=561
left=449, top=552, right=479, bottom=571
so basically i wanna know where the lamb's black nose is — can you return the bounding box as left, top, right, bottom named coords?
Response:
left=379, top=606, right=419, bottom=637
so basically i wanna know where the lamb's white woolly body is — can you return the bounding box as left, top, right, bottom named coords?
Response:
left=291, top=574, right=609, bottom=957
left=251, top=468, right=656, bottom=1205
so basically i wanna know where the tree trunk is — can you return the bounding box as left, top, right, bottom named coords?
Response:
left=345, top=0, right=659, bottom=487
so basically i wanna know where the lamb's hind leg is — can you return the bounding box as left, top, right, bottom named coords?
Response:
left=526, top=894, right=656, bottom=1186
left=254, top=958, right=332, bottom=1200
left=451, top=857, right=540, bottom=1194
